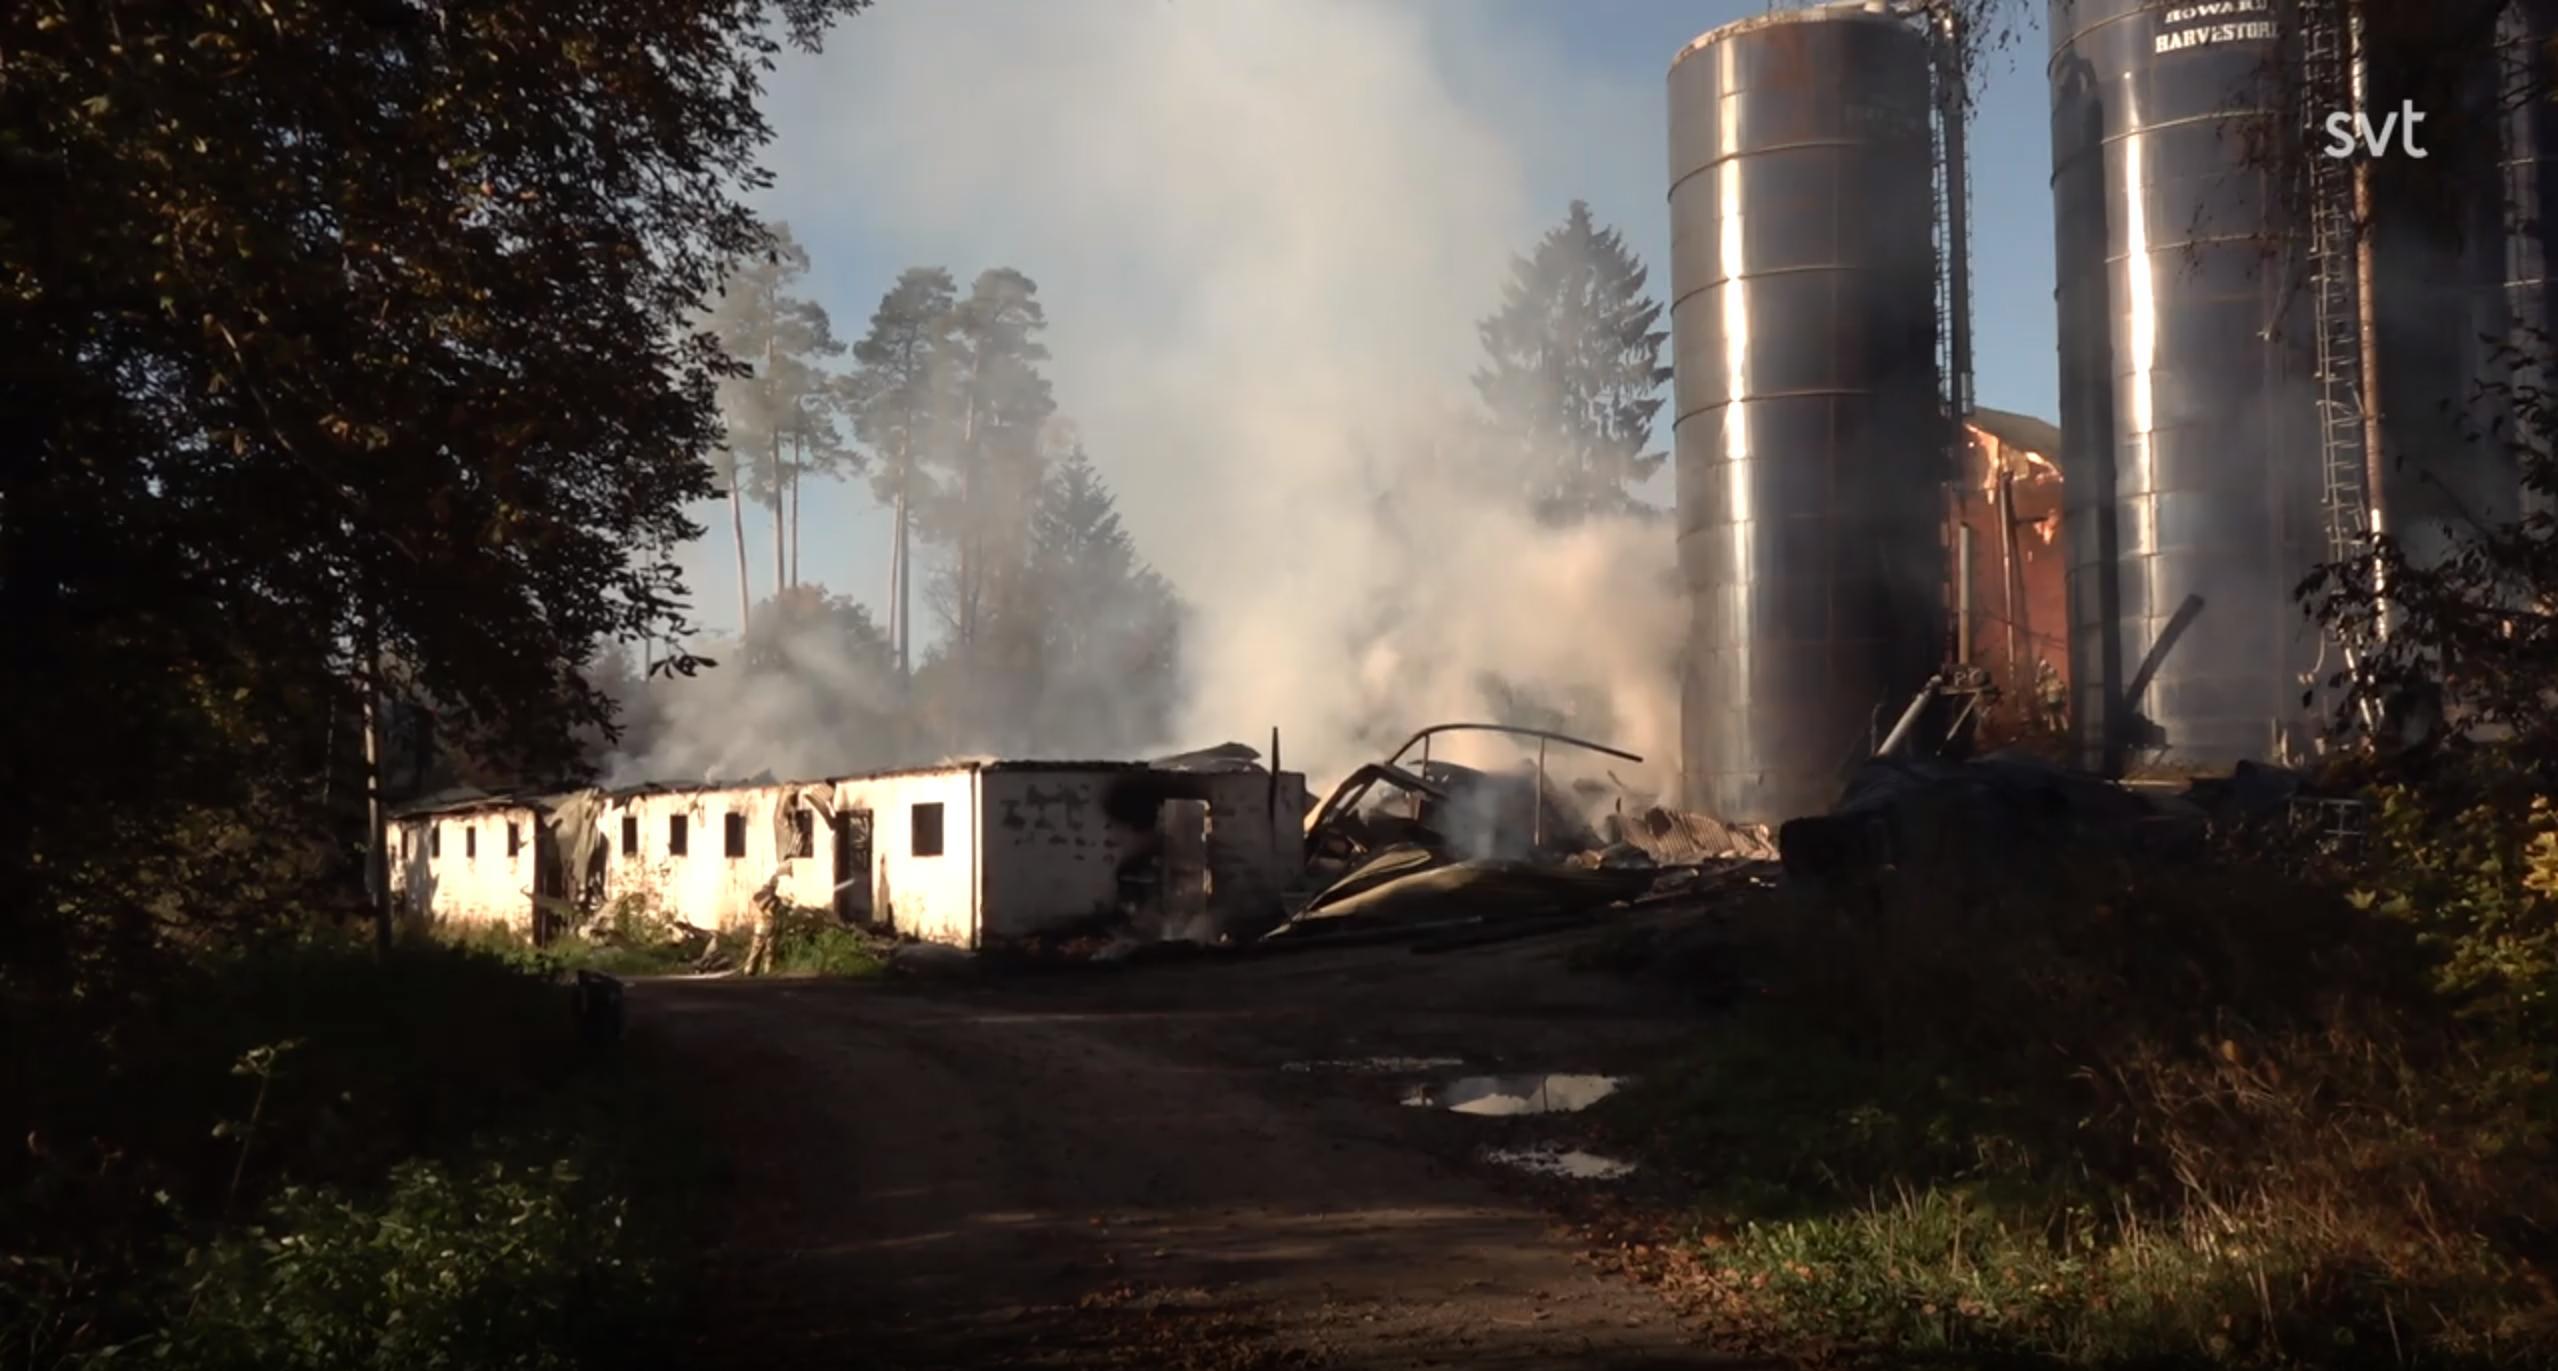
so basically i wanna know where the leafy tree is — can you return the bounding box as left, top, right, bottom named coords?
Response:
left=844, top=267, right=960, bottom=681
left=0, top=0, right=872, bottom=981
left=741, top=585, right=894, bottom=679
left=706, top=222, right=852, bottom=625
left=1472, top=201, right=1670, bottom=521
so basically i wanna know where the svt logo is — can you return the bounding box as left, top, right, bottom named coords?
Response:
left=2320, top=101, right=2430, bottom=160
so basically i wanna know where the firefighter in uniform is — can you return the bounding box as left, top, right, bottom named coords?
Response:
left=742, top=870, right=784, bottom=976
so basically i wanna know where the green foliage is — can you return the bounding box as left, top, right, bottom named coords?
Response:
left=2, top=0, right=874, bottom=989
left=3, top=938, right=701, bottom=1370
left=2348, top=776, right=2558, bottom=1045
left=763, top=904, right=885, bottom=978
left=154, top=1146, right=654, bottom=1371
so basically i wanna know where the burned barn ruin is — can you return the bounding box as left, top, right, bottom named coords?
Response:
left=389, top=750, right=1310, bottom=950
left=1668, top=0, right=2558, bottom=826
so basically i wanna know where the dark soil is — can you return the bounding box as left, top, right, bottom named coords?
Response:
left=640, top=920, right=1769, bottom=1369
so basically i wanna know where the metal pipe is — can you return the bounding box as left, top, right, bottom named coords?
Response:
left=1414, top=733, right=1431, bottom=820
left=1383, top=722, right=1642, bottom=770
left=1956, top=520, right=1974, bottom=664
left=1876, top=676, right=1942, bottom=758
left=2349, top=1, right=2389, bottom=635
left=1998, top=459, right=2024, bottom=686
left=1532, top=738, right=1548, bottom=848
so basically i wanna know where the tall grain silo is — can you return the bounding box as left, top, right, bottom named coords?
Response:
left=1668, top=2, right=1947, bottom=824
left=2497, top=1, right=2558, bottom=374
left=2482, top=0, right=2558, bottom=524
left=2048, top=0, right=2324, bottom=775
left=2363, top=0, right=2533, bottom=573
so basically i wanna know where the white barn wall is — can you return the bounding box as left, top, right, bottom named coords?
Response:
left=977, top=767, right=1143, bottom=939
left=588, top=768, right=982, bottom=947
left=389, top=805, right=541, bottom=933
left=835, top=768, right=979, bottom=946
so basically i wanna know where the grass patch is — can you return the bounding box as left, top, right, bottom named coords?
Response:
left=1599, top=835, right=2558, bottom=1369
left=433, top=898, right=890, bottom=980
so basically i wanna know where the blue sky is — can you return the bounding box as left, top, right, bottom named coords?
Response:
left=687, top=0, right=2059, bottom=727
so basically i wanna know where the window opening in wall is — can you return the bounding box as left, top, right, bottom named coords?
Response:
left=793, top=808, right=815, bottom=858
left=621, top=814, right=639, bottom=856
left=724, top=811, right=748, bottom=859
left=911, top=802, right=945, bottom=857
left=465, top=824, right=476, bottom=860
left=507, top=820, right=521, bottom=857
left=430, top=826, right=441, bottom=858
left=668, top=814, right=688, bottom=857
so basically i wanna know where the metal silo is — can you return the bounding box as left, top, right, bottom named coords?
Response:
left=2500, top=2, right=2558, bottom=364
left=2488, top=0, right=2558, bottom=523
left=2048, top=0, right=2324, bottom=775
left=2362, top=0, right=2530, bottom=573
left=1667, top=2, right=1945, bottom=825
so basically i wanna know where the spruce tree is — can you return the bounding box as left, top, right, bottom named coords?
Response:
left=1473, top=201, right=1671, bottom=521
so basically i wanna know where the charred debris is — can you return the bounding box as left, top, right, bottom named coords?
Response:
left=1049, top=723, right=1784, bottom=963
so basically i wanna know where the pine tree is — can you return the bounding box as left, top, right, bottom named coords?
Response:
left=844, top=267, right=960, bottom=680
left=706, top=222, right=850, bottom=627
left=928, top=268, right=1056, bottom=651
left=1473, top=201, right=1671, bottom=521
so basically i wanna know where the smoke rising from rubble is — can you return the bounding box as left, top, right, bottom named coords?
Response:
left=717, top=0, right=1682, bottom=794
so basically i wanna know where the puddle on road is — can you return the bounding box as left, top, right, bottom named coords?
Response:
left=1486, top=1144, right=1639, bottom=1181
left=1280, top=1056, right=1466, bottom=1075
left=1400, top=1074, right=1624, bottom=1116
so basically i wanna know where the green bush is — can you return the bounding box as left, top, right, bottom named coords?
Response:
left=153, top=1146, right=653, bottom=1371
left=771, top=904, right=884, bottom=978
left=1609, top=838, right=2558, bottom=1368
left=2348, top=768, right=2558, bottom=1049
left=2, top=934, right=700, bottom=1371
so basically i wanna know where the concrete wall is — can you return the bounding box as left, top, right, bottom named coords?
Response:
left=976, top=768, right=1141, bottom=939
left=1197, top=770, right=1308, bottom=926
left=389, top=805, right=541, bottom=933
left=973, top=766, right=1313, bottom=942
left=585, top=768, right=983, bottom=947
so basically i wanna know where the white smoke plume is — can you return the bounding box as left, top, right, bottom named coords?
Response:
left=705, top=0, right=1685, bottom=796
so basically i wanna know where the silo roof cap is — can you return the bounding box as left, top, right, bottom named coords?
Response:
left=1672, top=0, right=1911, bottom=72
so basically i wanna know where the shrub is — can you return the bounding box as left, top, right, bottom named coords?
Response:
left=770, top=904, right=883, bottom=978
left=2, top=934, right=698, bottom=1371
left=1615, top=840, right=2558, bottom=1367
left=152, top=1145, right=654, bottom=1371
left=2348, top=765, right=2558, bottom=1050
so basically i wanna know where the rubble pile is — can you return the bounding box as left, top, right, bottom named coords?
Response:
left=1264, top=722, right=1777, bottom=947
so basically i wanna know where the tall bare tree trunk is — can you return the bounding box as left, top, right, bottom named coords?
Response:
left=789, top=433, right=803, bottom=589
left=894, top=470, right=911, bottom=682
left=360, top=610, right=388, bottom=955
left=729, top=479, right=751, bottom=636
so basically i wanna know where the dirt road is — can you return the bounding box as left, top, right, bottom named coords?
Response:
left=639, top=930, right=1756, bottom=1370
